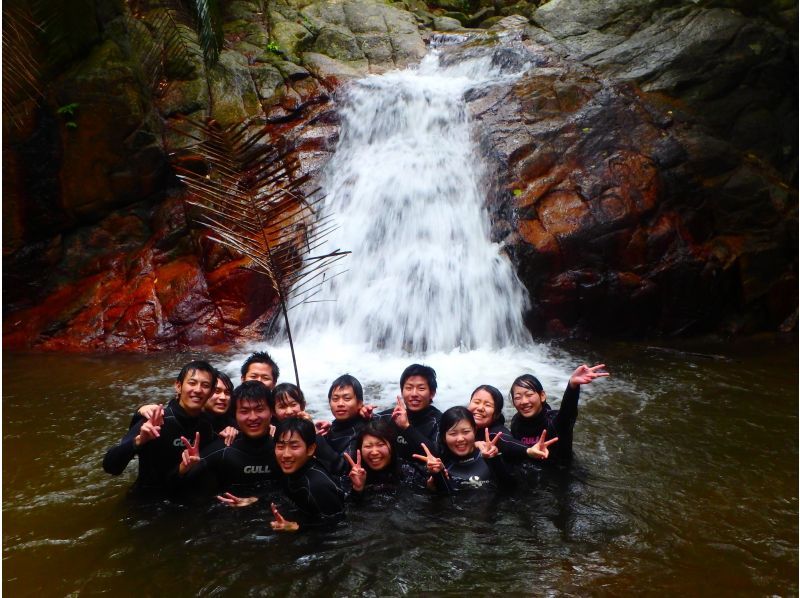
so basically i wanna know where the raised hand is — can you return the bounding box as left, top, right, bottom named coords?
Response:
left=569, top=363, right=609, bottom=388
left=134, top=404, right=164, bottom=448
left=216, top=492, right=258, bottom=507
left=297, top=411, right=314, bottom=422
left=391, top=395, right=409, bottom=430
left=344, top=450, right=366, bottom=492
left=218, top=426, right=239, bottom=447
left=526, top=429, right=559, bottom=460
left=479, top=428, right=502, bottom=459
left=412, top=443, right=445, bottom=475
left=359, top=403, right=376, bottom=420
left=270, top=502, right=299, bottom=532
left=178, top=431, right=201, bottom=474
left=315, top=420, right=331, bottom=436
left=137, top=403, right=163, bottom=422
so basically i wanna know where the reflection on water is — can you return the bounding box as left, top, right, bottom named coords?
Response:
left=3, top=337, right=797, bottom=595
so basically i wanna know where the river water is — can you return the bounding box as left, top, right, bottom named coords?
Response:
left=4, top=43, right=798, bottom=595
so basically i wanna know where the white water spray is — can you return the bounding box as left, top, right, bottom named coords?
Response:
left=293, top=48, right=532, bottom=353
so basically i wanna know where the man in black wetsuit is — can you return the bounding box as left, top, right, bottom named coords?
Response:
left=378, top=364, right=442, bottom=456
left=102, top=360, right=217, bottom=492
left=270, top=418, right=345, bottom=532
left=177, top=381, right=279, bottom=504
left=315, top=374, right=367, bottom=476
left=240, top=351, right=280, bottom=389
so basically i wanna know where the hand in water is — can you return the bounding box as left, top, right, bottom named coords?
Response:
left=412, top=443, right=445, bottom=475
left=179, top=432, right=201, bottom=474
left=569, top=364, right=609, bottom=388
left=219, top=426, right=239, bottom=447
left=216, top=492, right=258, bottom=507
left=344, top=450, right=366, bottom=492
left=479, top=428, right=502, bottom=459
left=527, top=429, right=558, bottom=460
left=134, top=404, right=164, bottom=447
left=391, top=396, right=409, bottom=430
left=270, top=502, right=299, bottom=532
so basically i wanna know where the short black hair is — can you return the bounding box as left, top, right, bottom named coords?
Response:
left=357, top=419, right=398, bottom=473
left=273, top=382, right=306, bottom=410
left=327, top=374, right=364, bottom=404
left=240, top=351, right=280, bottom=380
left=509, top=374, right=544, bottom=399
left=439, top=406, right=476, bottom=459
left=232, top=380, right=273, bottom=412
left=274, top=417, right=316, bottom=447
left=400, top=364, right=437, bottom=394
left=177, top=360, right=217, bottom=388
left=216, top=370, right=234, bottom=394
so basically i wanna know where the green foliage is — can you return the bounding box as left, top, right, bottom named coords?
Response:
left=266, top=40, right=281, bottom=54
left=512, top=189, right=523, bottom=197
left=57, top=102, right=79, bottom=129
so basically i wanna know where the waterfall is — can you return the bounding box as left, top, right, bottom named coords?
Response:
left=292, top=46, right=532, bottom=354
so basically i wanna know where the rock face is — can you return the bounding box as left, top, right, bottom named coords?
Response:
left=2, top=0, right=796, bottom=350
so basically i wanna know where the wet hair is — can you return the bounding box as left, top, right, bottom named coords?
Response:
left=216, top=370, right=234, bottom=394
left=439, top=406, right=477, bottom=458
left=356, top=419, right=398, bottom=473
left=400, top=364, right=437, bottom=394
left=470, top=384, right=506, bottom=427
left=232, top=380, right=273, bottom=412
left=240, top=351, right=280, bottom=381
left=273, top=382, right=306, bottom=410
left=274, top=417, right=316, bottom=447
left=509, top=374, right=545, bottom=404
left=177, top=360, right=217, bottom=388
left=327, top=374, right=363, bottom=404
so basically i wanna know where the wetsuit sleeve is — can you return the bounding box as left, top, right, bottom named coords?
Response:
left=394, top=423, right=439, bottom=460
left=102, top=417, right=144, bottom=475
left=298, top=472, right=346, bottom=530
left=314, top=435, right=348, bottom=476
left=495, top=429, right=529, bottom=462
left=553, top=383, right=580, bottom=441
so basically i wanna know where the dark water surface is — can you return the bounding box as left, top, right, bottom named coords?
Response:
left=3, top=337, right=797, bottom=596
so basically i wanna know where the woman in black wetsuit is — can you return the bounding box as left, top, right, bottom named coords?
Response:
left=414, top=406, right=515, bottom=492
left=509, top=364, right=608, bottom=464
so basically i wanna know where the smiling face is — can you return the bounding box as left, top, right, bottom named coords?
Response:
left=206, top=379, right=232, bottom=415
left=467, top=389, right=496, bottom=429
left=329, top=385, right=362, bottom=421
left=274, top=431, right=315, bottom=474
left=235, top=398, right=272, bottom=439
left=243, top=363, right=275, bottom=389
left=360, top=434, right=392, bottom=471
left=402, top=375, right=434, bottom=413
left=511, top=384, right=547, bottom=419
left=175, top=369, right=215, bottom=416
left=444, top=419, right=476, bottom=458
left=274, top=396, right=303, bottom=421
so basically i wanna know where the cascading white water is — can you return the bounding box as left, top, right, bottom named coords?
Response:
left=227, top=44, right=584, bottom=410
left=292, top=47, right=532, bottom=353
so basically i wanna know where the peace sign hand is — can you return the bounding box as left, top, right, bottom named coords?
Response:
left=178, top=432, right=201, bottom=474
left=270, top=502, right=300, bottom=532
left=526, top=429, right=559, bottom=460
left=391, top=395, right=409, bottom=430
left=344, top=450, right=366, bottom=492
left=480, top=428, right=502, bottom=459
left=412, top=443, right=445, bottom=475
left=134, top=404, right=164, bottom=448
left=569, top=363, right=609, bottom=387
left=216, top=492, right=258, bottom=507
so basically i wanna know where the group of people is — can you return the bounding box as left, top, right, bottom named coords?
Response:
left=103, top=352, right=608, bottom=531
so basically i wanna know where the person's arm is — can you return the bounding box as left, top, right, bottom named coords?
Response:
left=313, top=434, right=347, bottom=476
left=102, top=419, right=145, bottom=475
left=553, top=364, right=609, bottom=439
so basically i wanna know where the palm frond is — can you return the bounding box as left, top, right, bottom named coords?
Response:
left=169, top=116, right=349, bottom=387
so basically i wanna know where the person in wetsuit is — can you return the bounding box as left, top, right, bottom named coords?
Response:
left=377, top=364, right=443, bottom=456
left=203, top=370, right=235, bottom=434
left=509, top=364, right=608, bottom=464
left=241, top=351, right=279, bottom=388
left=314, top=374, right=367, bottom=476
left=102, top=360, right=217, bottom=492
left=468, top=385, right=556, bottom=463
left=414, top=406, right=515, bottom=493
left=270, top=417, right=345, bottom=532
left=177, top=381, right=279, bottom=505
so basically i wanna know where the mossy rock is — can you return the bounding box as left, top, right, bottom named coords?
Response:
left=206, top=51, right=261, bottom=125
left=271, top=20, right=315, bottom=62
left=312, top=24, right=365, bottom=62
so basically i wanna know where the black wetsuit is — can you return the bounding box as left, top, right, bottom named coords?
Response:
left=179, top=433, right=279, bottom=495
left=349, top=461, right=426, bottom=499
left=377, top=404, right=443, bottom=456
left=102, top=399, right=214, bottom=490
left=315, top=416, right=367, bottom=475
left=278, top=459, right=345, bottom=529
left=202, top=411, right=235, bottom=435
left=478, top=422, right=529, bottom=463
left=510, top=383, right=580, bottom=463
left=433, top=448, right=516, bottom=492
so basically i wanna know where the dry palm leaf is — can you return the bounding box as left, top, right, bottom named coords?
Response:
left=170, top=116, right=349, bottom=388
